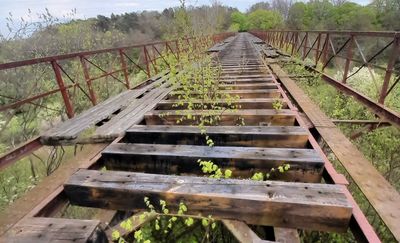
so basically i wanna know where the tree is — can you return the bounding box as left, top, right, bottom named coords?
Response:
left=331, top=0, right=348, bottom=6
left=247, top=9, right=284, bottom=30
left=271, top=0, right=294, bottom=19
left=248, top=2, right=271, bottom=12
left=326, top=2, right=377, bottom=30
left=286, top=2, right=307, bottom=30
left=372, top=0, right=400, bottom=30
left=230, top=11, right=248, bottom=31
left=173, top=1, right=193, bottom=37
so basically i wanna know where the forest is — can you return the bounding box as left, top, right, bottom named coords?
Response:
left=0, top=0, right=399, bottom=242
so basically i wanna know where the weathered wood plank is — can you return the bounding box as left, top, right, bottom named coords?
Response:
left=2, top=217, right=106, bottom=243
left=169, top=89, right=281, bottom=99
left=220, top=74, right=272, bottom=79
left=156, top=98, right=287, bottom=110
left=64, top=170, right=352, bottom=232
left=145, top=109, right=296, bottom=126
left=219, top=83, right=278, bottom=90
left=218, top=67, right=266, bottom=72
left=220, top=78, right=274, bottom=84
left=93, top=83, right=173, bottom=138
left=222, top=220, right=273, bottom=243
left=221, top=70, right=267, bottom=75
left=274, top=228, right=300, bottom=243
left=101, top=143, right=323, bottom=182
left=40, top=75, right=168, bottom=145
left=124, top=125, right=307, bottom=148
left=219, top=64, right=264, bottom=68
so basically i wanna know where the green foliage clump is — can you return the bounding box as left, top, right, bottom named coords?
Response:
left=112, top=198, right=221, bottom=243
left=230, top=9, right=283, bottom=31
left=251, top=164, right=290, bottom=181
left=247, top=9, right=284, bottom=30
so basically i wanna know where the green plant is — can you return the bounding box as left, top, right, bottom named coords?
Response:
left=251, top=164, right=291, bottom=181
left=198, top=159, right=232, bottom=179
left=112, top=198, right=218, bottom=243
left=272, top=99, right=284, bottom=110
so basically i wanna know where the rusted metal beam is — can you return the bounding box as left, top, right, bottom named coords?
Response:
left=310, top=68, right=400, bottom=128
left=379, top=35, right=400, bottom=104
left=51, top=61, right=74, bottom=118
left=251, top=30, right=400, bottom=128
left=0, top=38, right=197, bottom=70
left=80, top=56, right=97, bottom=105
left=119, top=49, right=130, bottom=89
left=251, top=30, right=398, bottom=38
left=332, top=119, right=391, bottom=125
left=0, top=137, right=42, bottom=170
left=266, top=63, right=394, bottom=243
left=0, top=83, right=76, bottom=112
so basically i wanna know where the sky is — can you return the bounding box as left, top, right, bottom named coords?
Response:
left=0, top=0, right=372, bottom=36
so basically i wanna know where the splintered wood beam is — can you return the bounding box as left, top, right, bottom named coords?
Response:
left=124, top=125, right=307, bottom=148
left=101, top=143, right=323, bottom=182
left=169, top=89, right=281, bottom=99
left=156, top=98, right=288, bottom=110
left=2, top=217, right=106, bottom=243
left=144, top=109, right=296, bottom=126
left=64, top=170, right=352, bottom=232
left=222, top=220, right=274, bottom=243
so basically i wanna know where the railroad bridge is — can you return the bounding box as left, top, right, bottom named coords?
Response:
left=0, top=31, right=399, bottom=242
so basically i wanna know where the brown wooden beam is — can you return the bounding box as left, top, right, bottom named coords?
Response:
left=2, top=217, right=106, bottom=243
left=64, top=170, right=352, bottom=232
left=156, top=98, right=287, bottom=110
left=124, top=125, right=308, bottom=148
left=145, top=109, right=296, bottom=126
left=101, top=143, right=323, bottom=182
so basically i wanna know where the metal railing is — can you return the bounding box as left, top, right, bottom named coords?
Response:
left=250, top=30, right=400, bottom=127
left=0, top=32, right=234, bottom=169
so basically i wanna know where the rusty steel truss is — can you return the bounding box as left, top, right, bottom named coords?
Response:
left=0, top=31, right=398, bottom=242
left=250, top=30, right=400, bottom=128
left=0, top=33, right=234, bottom=169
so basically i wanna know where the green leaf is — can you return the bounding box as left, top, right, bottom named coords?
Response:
left=111, top=230, right=120, bottom=241
left=185, top=217, right=194, bottom=226
left=202, top=218, right=209, bottom=227
left=134, top=230, right=143, bottom=240
left=224, top=169, right=232, bottom=178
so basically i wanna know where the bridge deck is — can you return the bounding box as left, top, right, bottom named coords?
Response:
left=1, top=32, right=388, bottom=242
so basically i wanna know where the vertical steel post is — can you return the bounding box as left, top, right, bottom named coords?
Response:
left=119, top=49, right=130, bottom=89
left=143, top=46, right=151, bottom=78
left=51, top=60, right=74, bottom=118
left=79, top=56, right=97, bottom=105
left=292, top=32, right=298, bottom=56
left=315, top=33, right=322, bottom=66
left=175, top=40, right=180, bottom=61
left=303, top=32, right=308, bottom=60
left=379, top=35, right=400, bottom=104
left=151, top=45, right=158, bottom=74
left=342, top=36, right=354, bottom=83
left=322, top=33, right=330, bottom=71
